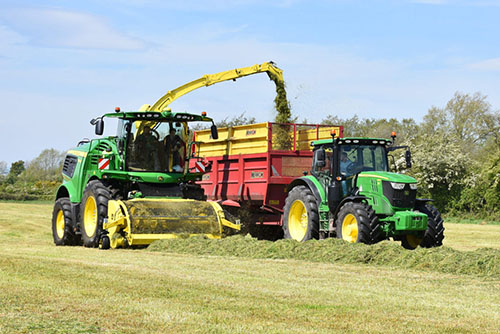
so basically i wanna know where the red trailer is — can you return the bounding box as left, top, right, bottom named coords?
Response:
left=191, top=122, right=343, bottom=238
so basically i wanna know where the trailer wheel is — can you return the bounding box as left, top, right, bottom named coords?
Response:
left=283, top=185, right=319, bottom=241
left=336, top=202, right=381, bottom=244
left=80, top=180, right=110, bottom=248
left=417, top=203, right=445, bottom=248
left=52, top=198, right=77, bottom=246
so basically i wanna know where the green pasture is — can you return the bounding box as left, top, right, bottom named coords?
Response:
left=0, top=202, right=499, bottom=333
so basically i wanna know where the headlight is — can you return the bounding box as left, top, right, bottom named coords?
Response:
left=390, top=182, right=405, bottom=190
left=409, top=183, right=417, bottom=190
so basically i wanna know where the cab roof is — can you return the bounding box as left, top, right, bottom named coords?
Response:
left=313, top=137, right=393, bottom=146
left=103, top=110, right=213, bottom=122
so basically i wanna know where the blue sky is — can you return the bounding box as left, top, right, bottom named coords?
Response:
left=1, top=0, right=500, bottom=166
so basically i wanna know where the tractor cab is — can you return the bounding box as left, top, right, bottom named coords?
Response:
left=312, top=137, right=395, bottom=197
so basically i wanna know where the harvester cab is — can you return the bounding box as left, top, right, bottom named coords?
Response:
left=283, top=134, right=444, bottom=249
left=52, top=108, right=239, bottom=249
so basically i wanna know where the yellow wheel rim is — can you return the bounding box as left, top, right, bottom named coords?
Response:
left=84, top=196, right=98, bottom=237
left=56, top=210, right=65, bottom=239
left=288, top=200, right=308, bottom=241
left=405, top=235, right=422, bottom=249
left=342, top=213, right=358, bottom=243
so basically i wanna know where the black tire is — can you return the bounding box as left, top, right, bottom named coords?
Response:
left=401, top=234, right=423, bottom=250
left=100, top=235, right=110, bottom=250
left=282, top=185, right=319, bottom=241
left=336, top=202, right=382, bottom=244
left=80, top=180, right=110, bottom=248
left=417, top=203, right=445, bottom=248
left=52, top=198, right=78, bottom=246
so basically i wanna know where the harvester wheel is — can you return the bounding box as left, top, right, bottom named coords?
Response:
left=336, top=202, right=382, bottom=244
left=80, top=180, right=110, bottom=248
left=100, top=235, right=110, bottom=250
left=283, top=185, right=319, bottom=241
left=52, top=198, right=77, bottom=246
left=417, top=203, right=445, bottom=248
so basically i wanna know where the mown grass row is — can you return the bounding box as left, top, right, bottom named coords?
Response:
left=149, top=235, right=500, bottom=277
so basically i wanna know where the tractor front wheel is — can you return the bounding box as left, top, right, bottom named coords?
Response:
left=401, top=234, right=423, bottom=250
left=282, top=186, right=319, bottom=242
left=417, top=203, right=445, bottom=248
left=80, top=180, right=110, bottom=248
left=52, top=198, right=78, bottom=246
left=336, top=202, right=382, bottom=244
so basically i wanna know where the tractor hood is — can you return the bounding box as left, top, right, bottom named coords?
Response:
left=357, top=171, right=417, bottom=184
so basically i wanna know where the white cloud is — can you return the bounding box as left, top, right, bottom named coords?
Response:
left=106, top=0, right=302, bottom=11
left=411, top=0, right=449, bottom=4
left=410, top=0, right=500, bottom=5
left=1, top=8, right=145, bottom=50
left=468, top=58, right=500, bottom=71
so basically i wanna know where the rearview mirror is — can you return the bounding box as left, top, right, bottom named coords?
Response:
left=211, top=124, right=219, bottom=140
left=95, top=119, right=104, bottom=135
left=315, top=148, right=326, bottom=168
left=405, top=150, right=412, bottom=168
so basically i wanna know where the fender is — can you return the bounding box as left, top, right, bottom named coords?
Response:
left=286, top=177, right=323, bottom=207
left=415, top=198, right=433, bottom=208
left=332, top=195, right=368, bottom=218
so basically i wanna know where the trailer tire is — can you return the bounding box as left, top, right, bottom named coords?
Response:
left=283, top=185, right=319, bottom=241
left=417, top=203, right=445, bottom=248
left=52, top=198, right=78, bottom=246
left=336, top=202, right=382, bottom=244
left=80, top=180, right=110, bottom=248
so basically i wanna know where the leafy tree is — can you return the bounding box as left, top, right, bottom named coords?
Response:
left=6, top=160, right=25, bottom=184
left=420, top=92, right=500, bottom=157
left=23, top=149, right=65, bottom=182
left=408, top=134, right=469, bottom=211
left=321, top=115, right=418, bottom=144
left=216, top=112, right=257, bottom=128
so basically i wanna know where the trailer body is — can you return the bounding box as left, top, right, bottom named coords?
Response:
left=191, top=122, right=343, bottom=227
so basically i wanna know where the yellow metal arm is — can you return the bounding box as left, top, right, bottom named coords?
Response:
left=146, top=61, right=284, bottom=111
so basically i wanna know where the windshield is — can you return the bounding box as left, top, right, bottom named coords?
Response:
left=340, top=144, right=388, bottom=176
left=118, top=119, right=188, bottom=172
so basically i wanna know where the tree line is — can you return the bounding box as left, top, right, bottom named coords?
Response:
left=322, top=92, right=500, bottom=219
left=1, top=91, right=499, bottom=219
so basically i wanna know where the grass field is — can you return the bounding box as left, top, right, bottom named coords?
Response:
left=0, top=202, right=499, bottom=333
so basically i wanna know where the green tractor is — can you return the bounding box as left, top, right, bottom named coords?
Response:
left=282, top=134, right=444, bottom=249
left=52, top=108, right=240, bottom=249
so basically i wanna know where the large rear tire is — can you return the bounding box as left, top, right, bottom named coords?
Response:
left=52, top=198, right=78, bottom=246
left=282, top=186, right=319, bottom=242
left=336, top=202, right=382, bottom=244
left=417, top=203, right=445, bottom=248
left=80, top=180, right=110, bottom=248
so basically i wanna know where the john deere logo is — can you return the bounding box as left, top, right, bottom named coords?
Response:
left=404, top=190, right=409, bottom=196
left=246, top=129, right=256, bottom=136
left=158, top=176, right=164, bottom=181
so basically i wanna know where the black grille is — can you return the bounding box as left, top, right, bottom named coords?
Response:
left=62, top=155, right=78, bottom=177
left=96, top=142, right=112, bottom=152
left=382, top=181, right=416, bottom=209
left=137, top=183, right=183, bottom=197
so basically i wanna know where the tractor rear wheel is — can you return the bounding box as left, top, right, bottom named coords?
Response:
left=336, top=202, right=382, bottom=244
left=52, top=198, right=78, bottom=246
left=283, top=186, right=319, bottom=242
left=417, top=203, right=445, bottom=248
left=80, top=180, right=110, bottom=248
